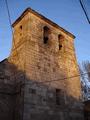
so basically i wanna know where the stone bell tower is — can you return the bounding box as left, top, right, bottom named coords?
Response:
left=8, top=8, right=84, bottom=120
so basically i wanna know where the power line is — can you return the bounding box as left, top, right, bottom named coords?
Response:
left=79, top=0, right=90, bottom=24
left=5, top=0, right=13, bottom=33
left=81, top=0, right=90, bottom=22
left=5, top=0, right=23, bottom=69
left=14, top=71, right=90, bottom=86
left=4, top=2, right=26, bottom=120
left=38, top=71, right=90, bottom=84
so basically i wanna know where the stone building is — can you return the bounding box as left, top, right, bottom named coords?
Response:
left=0, top=8, right=84, bottom=120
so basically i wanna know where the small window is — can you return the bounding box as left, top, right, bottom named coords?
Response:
left=58, top=34, right=64, bottom=50
left=19, top=25, right=22, bottom=36
left=43, top=26, right=50, bottom=44
left=20, top=25, right=22, bottom=30
left=56, top=89, right=61, bottom=105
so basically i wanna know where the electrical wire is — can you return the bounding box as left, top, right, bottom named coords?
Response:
left=5, top=1, right=26, bottom=119
left=13, top=71, right=90, bottom=87
left=81, top=0, right=90, bottom=22
left=31, top=71, right=90, bottom=84
left=5, top=0, right=13, bottom=33
left=5, top=0, right=23, bottom=75
left=79, top=0, right=90, bottom=24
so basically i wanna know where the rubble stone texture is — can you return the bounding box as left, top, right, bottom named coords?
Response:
left=0, top=8, right=84, bottom=120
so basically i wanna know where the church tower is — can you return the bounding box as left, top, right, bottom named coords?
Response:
left=8, top=8, right=84, bottom=120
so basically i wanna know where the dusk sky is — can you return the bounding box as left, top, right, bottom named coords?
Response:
left=0, top=0, right=90, bottom=63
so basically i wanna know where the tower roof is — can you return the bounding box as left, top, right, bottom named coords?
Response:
left=12, top=8, right=75, bottom=39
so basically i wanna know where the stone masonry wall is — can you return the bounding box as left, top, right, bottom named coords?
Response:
left=0, top=60, right=15, bottom=120
left=25, top=12, right=82, bottom=101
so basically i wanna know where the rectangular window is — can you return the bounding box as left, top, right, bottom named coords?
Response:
left=58, top=34, right=64, bottom=50
left=56, top=89, right=61, bottom=105
left=43, top=26, right=50, bottom=44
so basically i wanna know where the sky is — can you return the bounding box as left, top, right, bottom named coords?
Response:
left=0, top=0, right=90, bottom=63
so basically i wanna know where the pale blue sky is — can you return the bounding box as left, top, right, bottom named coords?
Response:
left=0, top=0, right=90, bottom=63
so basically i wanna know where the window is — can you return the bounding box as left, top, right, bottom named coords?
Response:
left=43, top=26, right=50, bottom=44
left=19, top=25, right=22, bottom=36
left=20, top=25, right=22, bottom=30
left=58, top=34, right=64, bottom=50
left=56, top=89, right=61, bottom=105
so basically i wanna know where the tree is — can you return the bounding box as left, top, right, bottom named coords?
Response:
left=79, top=61, right=90, bottom=101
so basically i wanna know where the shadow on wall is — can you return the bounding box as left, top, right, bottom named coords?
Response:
left=0, top=59, right=84, bottom=120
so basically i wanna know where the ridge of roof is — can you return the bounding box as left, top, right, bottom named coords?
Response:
left=12, top=7, right=75, bottom=39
